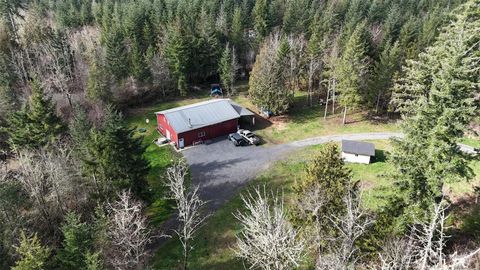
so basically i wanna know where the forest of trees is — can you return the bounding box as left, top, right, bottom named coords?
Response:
left=0, top=0, right=479, bottom=269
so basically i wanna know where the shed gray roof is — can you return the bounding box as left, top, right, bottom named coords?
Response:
left=155, top=99, right=241, bottom=133
left=341, top=140, right=375, bottom=156
left=229, top=101, right=254, bottom=116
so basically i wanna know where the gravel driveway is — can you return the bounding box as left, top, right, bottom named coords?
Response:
left=182, top=132, right=404, bottom=210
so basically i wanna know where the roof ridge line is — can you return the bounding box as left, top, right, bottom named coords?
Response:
left=156, top=98, right=231, bottom=114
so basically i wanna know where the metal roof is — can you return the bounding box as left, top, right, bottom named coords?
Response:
left=229, top=101, right=255, bottom=116
left=341, top=140, right=375, bottom=156
left=155, top=99, right=241, bottom=133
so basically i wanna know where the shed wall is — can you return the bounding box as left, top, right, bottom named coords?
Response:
left=341, top=152, right=371, bottom=164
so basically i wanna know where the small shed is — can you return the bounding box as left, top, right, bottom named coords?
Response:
left=341, top=140, right=375, bottom=164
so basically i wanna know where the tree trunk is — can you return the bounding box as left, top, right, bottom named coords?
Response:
left=183, top=239, right=189, bottom=270
left=324, top=80, right=330, bottom=120
left=375, top=90, right=382, bottom=114
left=342, top=106, right=347, bottom=125
left=66, top=93, right=73, bottom=108
left=332, top=80, right=336, bottom=114
left=308, top=61, right=314, bottom=107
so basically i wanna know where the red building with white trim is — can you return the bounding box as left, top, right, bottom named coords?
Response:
left=155, top=99, right=254, bottom=148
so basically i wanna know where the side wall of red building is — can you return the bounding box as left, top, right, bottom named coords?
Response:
left=178, top=118, right=239, bottom=147
left=156, top=113, right=178, bottom=145
left=156, top=114, right=239, bottom=148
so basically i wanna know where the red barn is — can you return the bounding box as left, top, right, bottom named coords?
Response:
left=155, top=99, right=253, bottom=148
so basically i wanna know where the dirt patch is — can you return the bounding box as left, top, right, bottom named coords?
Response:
left=269, top=115, right=291, bottom=131
left=359, top=180, right=375, bottom=190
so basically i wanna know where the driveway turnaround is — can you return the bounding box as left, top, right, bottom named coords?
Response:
left=182, top=132, right=404, bottom=210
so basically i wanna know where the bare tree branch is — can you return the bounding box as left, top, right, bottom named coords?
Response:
left=107, top=190, right=152, bottom=270
left=165, top=160, right=209, bottom=270
left=234, top=186, right=305, bottom=270
left=317, top=187, right=374, bottom=270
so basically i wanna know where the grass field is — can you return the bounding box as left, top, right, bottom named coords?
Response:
left=126, top=83, right=400, bottom=146
left=151, top=140, right=480, bottom=269
left=461, top=137, right=480, bottom=148
left=125, top=111, right=179, bottom=224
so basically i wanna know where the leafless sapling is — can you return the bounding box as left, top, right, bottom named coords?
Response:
left=107, top=190, right=152, bottom=270
left=165, top=160, right=209, bottom=270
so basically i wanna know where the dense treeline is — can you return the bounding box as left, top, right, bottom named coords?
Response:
left=0, top=0, right=466, bottom=118
left=0, top=0, right=478, bottom=269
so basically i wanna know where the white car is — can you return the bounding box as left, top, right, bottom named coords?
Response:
left=237, top=129, right=260, bottom=145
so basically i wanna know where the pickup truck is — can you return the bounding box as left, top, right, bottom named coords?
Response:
left=237, top=129, right=261, bottom=145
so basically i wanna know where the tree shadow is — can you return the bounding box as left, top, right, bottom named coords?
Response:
left=448, top=196, right=480, bottom=251
left=373, top=149, right=388, bottom=163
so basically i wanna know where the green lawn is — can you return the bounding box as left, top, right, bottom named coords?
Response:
left=125, top=111, right=179, bottom=224
left=232, top=90, right=400, bottom=144
left=460, top=137, right=480, bottom=148
left=151, top=140, right=480, bottom=269
left=126, top=83, right=400, bottom=146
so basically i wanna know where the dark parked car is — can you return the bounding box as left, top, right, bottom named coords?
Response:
left=228, top=133, right=247, bottom=146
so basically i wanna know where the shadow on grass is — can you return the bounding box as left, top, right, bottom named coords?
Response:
left=373, top=149, right=388, bottom=163
left=449, top=195, right=480, bottom=245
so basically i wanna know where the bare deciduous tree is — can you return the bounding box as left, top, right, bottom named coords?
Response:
left=378, top=238, right=414, bottom=270
left=107, top=190, right=152, bottom=270
left=378, top=200, right=480, bottom=270
left=323, top=40, right=340, bottom=117
left=287, top=34, right=306, bottom=96
left=317, top=188, right=373, bottom=270
left=14, top=144, right=86, bottom=232
left=149, top=47, right=174, bottom=97
left=234, top=186, right=305, bottom=270
left=165, top=160, right=209, bottom=270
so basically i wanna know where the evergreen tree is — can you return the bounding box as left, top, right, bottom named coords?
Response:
left=56, top=212, right=92, bottom=269
left=218, top=43, right=236, bottom=96
left=291, top=144, right=352, bottom=236
left=249, top=36, right=293, bottom=115
left=86, top=57, right=111, bottom=103
left=81, top=106, right=149, bottom=199
left=390, top=0, right=480, bottom=218
left=337, top=22, right=368, bottom=124
left=69, top=104, right=92, bottom=150
left=80, top=0, right=93, bottom=25
left=369, top=41, right=401, bottom=113
left=5, top=79, right=64, bottom=149
left=193, top=10, right=220, bottom=80
left=230, top=6, right=244, bottom=50
left=252, top=0, right=269, bottom=40
left=164, top=19, right=189, bottom=96
left=130, top=37, right=151, bottom=82
left=12, top=232, right=51, bottom=270
left=104, top=27, right=128, bottom=80
left=84, top=252, right=104, bottom=270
